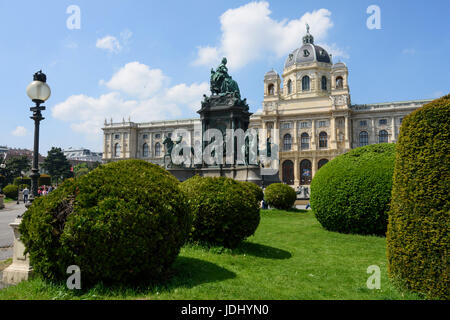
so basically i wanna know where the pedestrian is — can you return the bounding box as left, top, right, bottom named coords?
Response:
left=23, top=187, right=29, bottom=203
left=305, top=202, right=311, bottom=210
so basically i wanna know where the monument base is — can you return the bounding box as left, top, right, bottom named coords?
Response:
left=167, top=165, right=280, bottom=187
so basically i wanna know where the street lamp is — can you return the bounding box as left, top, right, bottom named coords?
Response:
left=26, top=70, right=50, bottom=203
left=16, top=171, right=25, bottom=205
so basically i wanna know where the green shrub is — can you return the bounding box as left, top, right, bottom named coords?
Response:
left=310, top=143, right=395, bottom=235
left=387, top=95, right=450, bottom=299
left=3, top=184, right=18, bottom=200
left=13, top=176, right=31, bottom=188
left=242, top=181, right=264, bottom=202
left=180, top=176, right=260, bottom=248
left=38, top=174, right=52, bottom=186
left=19, top=159, right=191, bottom=286
left=264, top=183, right=296, bottom=210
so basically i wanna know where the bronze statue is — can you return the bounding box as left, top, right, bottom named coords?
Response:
left=210, top=57, right=241, bottom=98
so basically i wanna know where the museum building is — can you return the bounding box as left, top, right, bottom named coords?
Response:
left=102, top=28, right=432, bottom=187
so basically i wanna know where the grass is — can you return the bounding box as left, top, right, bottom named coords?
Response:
left=2, top=198, right=13, bottom=204
left=0, top=210, right=422, bottom=300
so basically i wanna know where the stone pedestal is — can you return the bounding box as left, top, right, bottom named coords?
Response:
left=2, top=218, right=33, bottom=284
left=0, top=194, right=4, bottom=209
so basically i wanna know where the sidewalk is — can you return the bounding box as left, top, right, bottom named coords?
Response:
left=0, top=202, right=27, bottom=260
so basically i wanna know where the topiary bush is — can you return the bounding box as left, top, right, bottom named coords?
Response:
left=387, top=95, right=449, bottom=299
left=14, top=176, right=31, bottom=188
left=180, top=176, right=260, bottom=248
left=38, top=174, right=52, bottom=186
left=19, top=159, right=191, bottom=286
left=242, top=181, right=264, bottom=202
left=264, top=183, right=297, bottom=210
left=310, top=143, right=395, bottom=235
left=3, top=184, right=18, bottom=200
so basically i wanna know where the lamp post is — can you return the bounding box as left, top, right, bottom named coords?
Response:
left=26, top=70, right=51, bottom=204
left=16, top=171, right=24, bottom=205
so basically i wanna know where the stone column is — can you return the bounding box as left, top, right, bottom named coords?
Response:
left=311, top=120, right=316, bottom=150
left=391, top=117, right=396, bottom=143
left=294, top=157, right=300, bottom=186
left=2, top=218, right=33, bottom=284
left=371, top=118, right=376, bottom=144
left=330, top=117, right=337, bottom=149
left=344, top=116, right=350, bottom=149
left=293, top=121, right=298, bottom=151
left=312, top=156, right=317, bottom=180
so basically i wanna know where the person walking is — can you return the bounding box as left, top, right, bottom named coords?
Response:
left=23, top=187, right=29, bottom=203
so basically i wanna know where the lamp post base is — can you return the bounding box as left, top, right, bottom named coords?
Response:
left=1, top=218, right=34, bottom=285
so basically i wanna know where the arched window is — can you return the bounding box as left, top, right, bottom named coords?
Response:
left=318, top=159, right=329, bottom=170
left=379, top=130, right=389, bottom=143
left=359, top=131, right=369, bottom=146
left=321, top=76, right=327, bottom=91
left=142, top=143, right=149, bottom=157
left=155, top=142, right=161, bottom=157
left=302, top=76, right=310, bottom=91
left=301, top=132, right=310, bottom=150
left=300, top=159, right=312, bottom=185
left=287, top=80, right=292, bottom=94
left=336, top=76, right=343, bottom=89
left=283, top=134, right=292, bottom=151
left=114, top=143, right=121, bottom=158
left=282, top=160, right=294, bottom=185
left=268, top=83, right=274, bottom=95
left=319, top=132, right=328, bottom=148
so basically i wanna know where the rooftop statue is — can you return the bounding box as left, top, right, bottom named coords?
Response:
left=210, top=57, right=241, bottom=98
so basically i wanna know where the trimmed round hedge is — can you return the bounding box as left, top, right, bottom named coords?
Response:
left=180, top=176, right=260, bottom=248
left=242, top=181, right=264, bottom=202
left=3, top=184, right=18, bottom=200
left=264, top=183, right=296, bottom=210
left=387, top=95, right=449, bottom=299
left=19, top=159, right=191, bottom=286
left=310, top=143, right=395, bottom=235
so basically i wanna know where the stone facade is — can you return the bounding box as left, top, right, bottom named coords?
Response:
left=102, top=28, right=432, bottom=188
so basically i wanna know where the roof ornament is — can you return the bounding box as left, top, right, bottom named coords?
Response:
left=303, top=23, right=314, bottom=45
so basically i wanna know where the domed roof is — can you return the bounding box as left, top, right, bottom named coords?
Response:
left=264, top=69, right=279, bottom=79
left=332, top=62, right=347, bottom=69
left=284, top=26, right=331, bottom=69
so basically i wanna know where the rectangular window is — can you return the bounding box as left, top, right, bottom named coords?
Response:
left=282, top=122, right=292, bottom=129
left=359, top=120, right=367, bottom=127
left=114, top=134, right=120, bottom=140
left=319, top=121, right=327, bottom=128
left=379, top=119, right=388, bottom=126
left=143, top=134, right=148, bottom=139
left=155, top=133, right=161, bottom=139
left=300, top=121, right=309, bottom=128
left=399, top=118, right=403, bottom=124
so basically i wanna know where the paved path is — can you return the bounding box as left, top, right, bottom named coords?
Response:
left=0, top=202, right=26, bottom=261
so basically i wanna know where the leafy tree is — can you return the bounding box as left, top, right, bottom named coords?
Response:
left=1, top=156, right=31, bottom=185
left=41, top=147, right=72, bottom=185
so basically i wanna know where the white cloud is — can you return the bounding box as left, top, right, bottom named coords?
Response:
left=96, top=35, right=122, bottom=53
left=193, top=2, right=345, bottom=69
left=12, top=126, right=27, bottom=137
left=102, top=62, right=169, bottom=99
left=402, top=48, right=416, bottom=55
left=52, top=62, right=209, bottom=141
left=192, top=46, right=220, bottom=66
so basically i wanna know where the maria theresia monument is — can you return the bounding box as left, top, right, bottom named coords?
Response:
left=165, top=57, right=279, bottom=185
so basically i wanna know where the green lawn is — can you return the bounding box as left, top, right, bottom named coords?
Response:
left=0, top=210, right=421, bottom=300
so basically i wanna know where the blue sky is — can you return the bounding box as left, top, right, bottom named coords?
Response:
left=0, top=0, right=448, bottom=154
